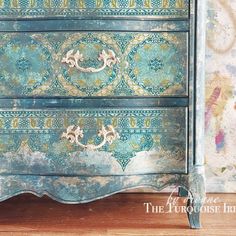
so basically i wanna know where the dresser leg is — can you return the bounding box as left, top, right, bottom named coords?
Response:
left=187, top=198, right=201, bottom=229
left=186, top=166, right=205, bottom=229
left=178, top=186, right=188, bottom=197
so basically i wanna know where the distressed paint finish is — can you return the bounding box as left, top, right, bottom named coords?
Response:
left=0, top=19, right=189, bottom=32
left=0, top=167, right=205, bottom=229
left=0, top=108, right=187, bottom=175
left=0, top=32, right=188, bottom=97
left=0, top=98, right=189, bottom=109
left=0, top=0, right=206, bottom=229
left=0, top=0, right=189, bottom=19
left=0, top=171, right=201, bottom=204
left=188, top=0, right=206, bottom=228
left=0, top=174, right=181, bottom=203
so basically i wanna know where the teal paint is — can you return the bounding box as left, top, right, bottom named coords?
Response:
left=0, top=19, right=189, bottom=32
left=0, top=0, right=189, bottom=19
left=0, top=108, right=187, bottom=174
left=0, top=32, right=187, bottom=97
left=0, top=0, right=206, bottom=229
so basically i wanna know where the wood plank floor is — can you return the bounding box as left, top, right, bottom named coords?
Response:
left=0, top=193, right=235, bottom=235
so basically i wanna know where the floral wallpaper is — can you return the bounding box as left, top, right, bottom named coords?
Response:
left=206, top=0, right=236, bottom=192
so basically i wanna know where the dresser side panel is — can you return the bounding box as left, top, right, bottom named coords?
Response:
left=195, top=0, right=206, bottom=166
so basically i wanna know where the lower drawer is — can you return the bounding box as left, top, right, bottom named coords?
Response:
left=0, top=107, right=188, bottom=175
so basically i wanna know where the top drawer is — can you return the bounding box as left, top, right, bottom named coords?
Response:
left=0, top=0, right=189, bottom=19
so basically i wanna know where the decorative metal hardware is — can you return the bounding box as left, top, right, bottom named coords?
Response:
left=61, top=125, right=119, bottom=151
left=62, top=49, right=119, bottom=73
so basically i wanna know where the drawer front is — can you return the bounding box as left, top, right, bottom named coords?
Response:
left=0, top=0, right=189, bottom=19
left=0, top=32, right=188, bottom=97
left=0, top=107, right=187, bottom=175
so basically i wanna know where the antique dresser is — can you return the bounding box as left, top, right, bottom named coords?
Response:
left=0, top=0, right=205, bottom=229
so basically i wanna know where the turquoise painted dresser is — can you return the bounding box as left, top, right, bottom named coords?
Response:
left=0, top=0, right=206, bottom=229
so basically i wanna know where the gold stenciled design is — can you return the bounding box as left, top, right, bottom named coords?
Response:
left=11, top=0, right=19, bottom=8
left=0, top=0, right=4, bottom=8
left=63, top=117, right=69, bottom=128
left=58, top=75, right=84, bottom=96
left=145, top=118, right=151, bottom=128
left=45, top=118, right=52, bottom=128
left=176, top=0, right=185, bottom=8
left=130, top=117, right=136, bottom=128
left=96, top=118, right=103, bottom=128
left=112, top=118, right=118, bottom=128
left=144, top=0, right=151, bottom=8
left=111, top=0, right=118, bottom=8
left=12, top=118, right=19, bottom=128
left=129, top=0, right=135, bottom=8
left=0, top=0, right=188, bottom=10
left=29, top=0, right=36, bottom=8
left=0, top=119, right=3, bottom=128
left=96, top=0, right=103, bottom=8
left=44, top=0, right=51, bottom=8
left=62, top=0, right=69, bottom=8
left=162, top=0, right=169, bottom=8
left=78, top=118, right=84, bottom=128
left=30, top=118, right=37, bottom=128
left=77, top=0, right=86, bottom=8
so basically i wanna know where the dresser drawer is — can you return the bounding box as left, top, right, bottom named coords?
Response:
left=0, top=107, right=187, bottom=175
left=0, top=31, right=188, bottom=97
left=0, top=0, right=189, bottom=20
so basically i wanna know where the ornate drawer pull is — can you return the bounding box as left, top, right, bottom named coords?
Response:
left=62, top=49, right=119, bottom=73
left=61, top=125, right=119, bottom=151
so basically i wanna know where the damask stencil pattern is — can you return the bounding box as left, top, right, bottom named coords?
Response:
left=0, top=0, right=235, bottom=193
left=0, top=0, right=189, bottom=18
left=0, top=32, right=187, bottom=97
left=0, top=108, right=187, bottom=175
left=206, top=0, right=236, bottom=192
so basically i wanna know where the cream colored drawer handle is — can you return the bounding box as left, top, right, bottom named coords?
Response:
left=62, top=49, right=119, bottom=73
left=61, top=125, right=119, bottom=151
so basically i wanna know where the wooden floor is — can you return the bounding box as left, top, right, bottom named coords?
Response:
left=0, top=193, right=235, bottom=236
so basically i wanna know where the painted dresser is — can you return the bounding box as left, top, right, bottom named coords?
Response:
left=0, top=0, right=206, bottom=229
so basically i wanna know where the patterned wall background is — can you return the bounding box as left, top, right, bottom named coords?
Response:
left=206, top=0, right=236, bottom=192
